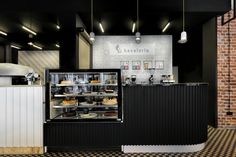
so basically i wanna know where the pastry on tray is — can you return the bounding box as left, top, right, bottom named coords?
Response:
left=80, top=101, right=96, bottom=106
left=60, top=80, right=73, bottom=84
left=90, top=80, right=101, bottom=83
left=62, top=99, right=78, bottom=105
left=105, top=90, right=114, bottom=93
left=102, top=98, right=117, bottom=105
left=80, top=113, right=97, bottom=118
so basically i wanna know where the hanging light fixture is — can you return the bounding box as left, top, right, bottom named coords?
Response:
left=178, top=0, right=187, bottom=44
left=89, top=0, right=95, bottom=42
left=135, top=0, right=141, bottom=43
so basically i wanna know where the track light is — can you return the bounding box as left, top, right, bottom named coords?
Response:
left=55, top=44, right=60, bottom=48
left=22, top=26, right=37, bottom=35
left=99, top=23, right=104, bottom=33
left=162, top=22, right=170, bottom=32
left=28, top=42, right=42, bottom=50
left=132, top=23, right=136, bottom=33
left=0, top=30, right=7, bottom=36
left=11, top=45, right=21, bottom=50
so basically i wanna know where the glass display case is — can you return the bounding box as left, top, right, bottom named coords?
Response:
left=45, top=69, right=122, bottom=122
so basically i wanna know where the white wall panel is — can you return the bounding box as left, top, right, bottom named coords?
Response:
left=0, top=86, right=43, bottom=147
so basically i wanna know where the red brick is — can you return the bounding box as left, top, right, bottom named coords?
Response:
left=217, top=16, right=236, bottom=128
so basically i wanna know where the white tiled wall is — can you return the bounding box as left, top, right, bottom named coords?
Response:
left=93, top=35, right=172, bottom=83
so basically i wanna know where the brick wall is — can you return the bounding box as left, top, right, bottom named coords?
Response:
left=217, top=14, right=236, bottom=128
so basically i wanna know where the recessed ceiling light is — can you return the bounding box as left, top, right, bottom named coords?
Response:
left=22, top=26, right=37, bottom=35
left=132, top=23, right=136, bottom=33
left=56, top=25, right=60, bottom=30
left=162, top=22, right=170, bottom=32
left=11, top=45, right=21, bottom=50
left=0, top=30, right=7, bottom=36
left=55, top=44, right=60, bottom=48
left=99, top=23, right=104, bottom=33
left=28, top=42, right=42, bottom=50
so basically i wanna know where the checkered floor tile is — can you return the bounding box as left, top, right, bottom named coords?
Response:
left=1, top=127, right=235, bottom=157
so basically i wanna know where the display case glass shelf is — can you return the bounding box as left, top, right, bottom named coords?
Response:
left=45, top=69, right=122, bottom=122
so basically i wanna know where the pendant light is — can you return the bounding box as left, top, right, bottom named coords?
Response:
left=226, top=13, right=233, bottom=116
left=89, top=0, right=95, bottom=42
left=178, top=0, right=187, bottom=44
left=135, top=0, right=141, bottom=43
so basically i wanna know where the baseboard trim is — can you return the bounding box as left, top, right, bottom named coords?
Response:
left=0, top=147, right=44, bottom=154
left=122, top=143, right=205, bottom=153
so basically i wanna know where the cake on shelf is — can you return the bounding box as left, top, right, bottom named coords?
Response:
left=102, top=97, right=117, bottom=105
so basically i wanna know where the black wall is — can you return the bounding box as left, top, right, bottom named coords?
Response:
left=58, top=13, right=78, bottom=69
left=0, top=45, right=4, bottom=62
left=173, top=27, right=203, bottom=83
left=202, top=18, right=217, bottom=127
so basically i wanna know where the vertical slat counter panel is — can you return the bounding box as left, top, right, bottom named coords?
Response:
left=0, top=86, right=43, bottom=148
left=0, top=88, right=6, bottom=147
left=6, top=87, right=13, bottom=147
left=20, top=87, right=27, bottom=147
left=45, top=84, right=208, bottom=149
left=13, top=87, right=20, bottom=146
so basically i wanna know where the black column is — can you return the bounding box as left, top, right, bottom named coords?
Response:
left=11, top=48, right=18, bottom=64
left=202, top=18, right=217, bottom=127
left=58, top=13, right=77, bottom=69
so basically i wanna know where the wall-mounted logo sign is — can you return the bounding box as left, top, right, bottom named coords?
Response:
left=112, top=44, right=153, bottom=55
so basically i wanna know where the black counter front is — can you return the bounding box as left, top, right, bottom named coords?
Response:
left=44, top=83, right=208, bottom=151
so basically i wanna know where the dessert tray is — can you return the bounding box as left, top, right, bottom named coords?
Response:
left=80, top=101, right=96, bottom=106
left=79, top=113, right=97, bottom=118
left=102, top=98, right=117, bottom=105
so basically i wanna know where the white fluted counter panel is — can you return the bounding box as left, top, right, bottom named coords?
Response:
left=0, top=86, right=43, bottom=147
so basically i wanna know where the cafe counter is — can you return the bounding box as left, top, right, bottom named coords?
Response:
left=44, top=83, right=208, bottom=153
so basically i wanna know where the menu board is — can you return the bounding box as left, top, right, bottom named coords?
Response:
left=132, top=61, right=141, bottom=70
left=143, top=60, right=153, bottom=70
left=155, top=60, right=164, bottom=70
left=120, top=61, right=129, bottom=70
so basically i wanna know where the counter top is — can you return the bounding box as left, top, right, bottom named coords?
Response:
left=123, top=83, right=208, bottom=86
left=0, top=85, right=44, bottom=87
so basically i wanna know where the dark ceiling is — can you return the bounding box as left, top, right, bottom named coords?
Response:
left=0, top=0, right=231, bottom=50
